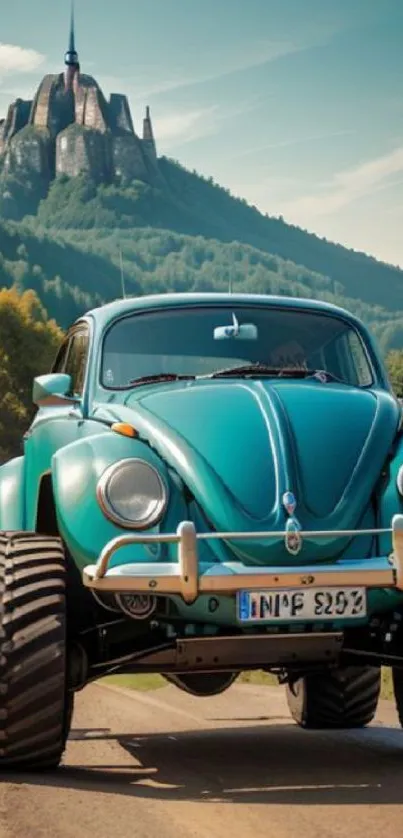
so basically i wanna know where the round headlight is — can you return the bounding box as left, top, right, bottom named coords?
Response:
left=97, top=458, right=167, bottom=529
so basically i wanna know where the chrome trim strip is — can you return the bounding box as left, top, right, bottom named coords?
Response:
left=198, top=528, right=392, bottom=539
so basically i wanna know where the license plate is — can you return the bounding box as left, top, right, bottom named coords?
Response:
left=237, top=587, right=367, bottom=622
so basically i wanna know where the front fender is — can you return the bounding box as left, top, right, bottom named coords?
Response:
left=51, top=430, right=188, bottom=571
left=378, top=434, right=403, bottom=555
left=0, top=457, right=25, bottom=530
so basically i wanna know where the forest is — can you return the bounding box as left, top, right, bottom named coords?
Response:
left=0, top=158, right=402, bottom=350
left=1, top=155, right=403, bottom=460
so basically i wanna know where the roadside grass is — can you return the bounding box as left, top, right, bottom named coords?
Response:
left=381, top=667, right=393, bottom=701
left=103, top=673, right=166, bottom=691
left=103, top=667, right=394, bottom=700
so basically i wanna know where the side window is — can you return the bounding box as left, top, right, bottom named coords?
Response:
left=64, top=332, right=89, bottom=396
left=347, top=332, right=373, bottom=386
left=322, top=332, right=372, bottom=387
left=51, top=339, right=71, bottom=374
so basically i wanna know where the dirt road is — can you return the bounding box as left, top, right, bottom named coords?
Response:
left=1, top=680, right=403, bottom=838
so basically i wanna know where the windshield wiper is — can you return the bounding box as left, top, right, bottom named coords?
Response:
left=204, top=364, right=310, bottom=379
left=129, top=367, right=344, bottom=386
left=204, top=364, right=342, bottom=381
left=129, top=373, right=195, bottom=387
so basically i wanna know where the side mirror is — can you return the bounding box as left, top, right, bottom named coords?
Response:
left=32, top=373, right=79, bottom=407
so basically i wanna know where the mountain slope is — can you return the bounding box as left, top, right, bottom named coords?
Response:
left=29, top=158, right=403, bottom=316
left=0, top=157, right=401, bottom=351
left=159, top=159, right=403, bottom=313
left=0, top=217, right=402, bottom=353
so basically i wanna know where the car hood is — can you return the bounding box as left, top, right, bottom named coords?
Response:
left=100, top=379, right=400, bottom=565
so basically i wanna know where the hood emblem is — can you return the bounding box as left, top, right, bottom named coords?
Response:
left=285, top=519, right=302, bottom=556
left=282, top=491, right=296, bottom=515
left=282, top=491, right=302, bottom=556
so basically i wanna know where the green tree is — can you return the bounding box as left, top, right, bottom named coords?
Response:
left=386, top=350, right=403, bottom=398
left=0, top=287, right=63, bottom=461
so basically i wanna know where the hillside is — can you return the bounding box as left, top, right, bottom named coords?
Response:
left=0, top=158, right=403, bottom=351
left=1, top=217, right=402, bottom=350
left=28, top=158, right=403, bottom=312
left=2, top=164, right=403, bottom=465
left=159, top=160, right=403, bottom=314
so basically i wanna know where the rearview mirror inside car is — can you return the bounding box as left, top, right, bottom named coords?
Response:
left=214, top=313, right=258, bottom=341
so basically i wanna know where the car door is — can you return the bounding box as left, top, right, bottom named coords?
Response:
left=23, top=323, right=90, bottom=528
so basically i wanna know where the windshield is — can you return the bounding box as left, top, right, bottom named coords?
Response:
left=101, top=305, right=374, bottom=389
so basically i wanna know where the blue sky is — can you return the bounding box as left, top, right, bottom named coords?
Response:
left=1, top=0, right=403, bottom=267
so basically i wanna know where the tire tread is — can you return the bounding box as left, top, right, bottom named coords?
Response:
left=0, top=531, right=70, bottom=769
left=286, top=666, right=381, bottom=729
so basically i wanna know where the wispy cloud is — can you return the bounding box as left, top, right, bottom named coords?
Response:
left=155, top=106, right=218, bottom=149
left=99, top=28, right=331, bottom=104
left=137, top=39, right=303, bottom=98
left=282, top=146, right=403, bottom=220
left=228, top=129, right=356, bottom=161
left=154, top=92, right=272, bottom=152
left=0, top=43, right=45, bottom=79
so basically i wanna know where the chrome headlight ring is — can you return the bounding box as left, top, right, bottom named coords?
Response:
left=96, top=458, right=168, bottom=530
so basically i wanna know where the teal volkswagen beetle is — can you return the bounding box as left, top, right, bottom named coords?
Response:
left=2, top=291, right=403, bottom=768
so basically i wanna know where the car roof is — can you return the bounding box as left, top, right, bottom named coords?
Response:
left=81, top=292, right=359, bottom=331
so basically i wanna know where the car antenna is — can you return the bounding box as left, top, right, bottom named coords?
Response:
left=119, top=246, right=127, bottom=299
left=228, top=276, right=233, bottom=294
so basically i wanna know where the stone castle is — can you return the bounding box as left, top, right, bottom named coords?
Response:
left=0, top=8, right=158, bottom=186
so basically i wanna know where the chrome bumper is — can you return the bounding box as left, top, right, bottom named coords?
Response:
left=82, top=516, right=403, bottom=604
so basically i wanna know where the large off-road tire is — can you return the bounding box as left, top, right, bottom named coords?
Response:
left=0, top=531, right=72, bottom=770
left=286, top=665, right=381, bottom=729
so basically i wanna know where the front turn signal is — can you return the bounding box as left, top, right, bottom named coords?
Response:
left=111, top=422, right=138, bottom=438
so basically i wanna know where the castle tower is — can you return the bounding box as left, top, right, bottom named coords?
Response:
left=0, top=4, right=159, bottom=204
left=64, top=2, right=80, bottom=91
left=142, top=106, right=157, bottom=158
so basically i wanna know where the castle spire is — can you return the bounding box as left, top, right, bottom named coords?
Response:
left=64, top=1, right=80, bottom=91
left=143, top=105, right=157, bottom=157
left=68, top=3, right=76, bottom=55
